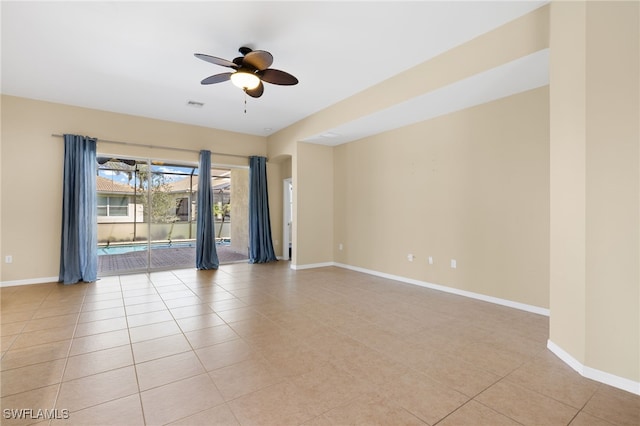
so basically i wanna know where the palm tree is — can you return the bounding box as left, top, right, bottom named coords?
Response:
left=213, top=202, right=231, bottom=238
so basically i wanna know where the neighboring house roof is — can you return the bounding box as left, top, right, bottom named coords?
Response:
left=169, top=175, right=200, bottom=193
left=169, top=175, right=230, bottom=193
left=96, top=175, right=229, bottom=194
left=96, top=176, right=135, bottom=194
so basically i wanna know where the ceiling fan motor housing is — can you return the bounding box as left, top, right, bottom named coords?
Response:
left=195, top=46, right=298, bottom=98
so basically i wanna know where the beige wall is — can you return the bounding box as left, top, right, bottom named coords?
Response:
left=0, top=95, right=267, bottom=282
left=583, top=0, right=639, bottom=384
left=295, top=142, right=334, bottom=266
left=2, top=1, right=637, bottom=391
left=550, top=1, right=640, bottom=385
left=549, top=0, right=588, bottom=366
left=267, top=4, right=550, bottom=272
left=334, top=87, right=550, bottom=308
left=267, top=5, right=549, bottom=150
left=271, top=156, right=292, bottom=259
left=266, top=160, right=283, bottom=259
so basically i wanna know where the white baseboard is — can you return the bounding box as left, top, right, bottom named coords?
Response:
left=290, top=262, right=334, bottom=270
left=1, top=276, right=59, bottom=288
left=0, top=262, right=549, bottom=317
left=5, top=263, right=636, bottom=395
left=296, top=261, right=639, bottom=395
left=333, top=262, right=550, bottom=316
left=547, top=339, right=640, bottom=396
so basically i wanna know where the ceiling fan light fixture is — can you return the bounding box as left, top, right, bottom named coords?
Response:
left=230, top=71, right=260, bottom=90
left=196, top=47, right=297, bottom=99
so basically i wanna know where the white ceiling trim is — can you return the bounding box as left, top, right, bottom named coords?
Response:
left=304, top=48, right=550, bottom=146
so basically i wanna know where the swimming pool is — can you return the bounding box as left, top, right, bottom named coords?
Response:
left=98, top=240, right=230, bottom=255
left=98, top=241, right=196, bottom=255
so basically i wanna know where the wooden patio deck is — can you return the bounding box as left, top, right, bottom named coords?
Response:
left=97, top=244, right=248, bottom=275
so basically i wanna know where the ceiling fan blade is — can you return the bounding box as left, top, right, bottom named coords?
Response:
left=194, top=53, right=237, bottom=69
left=243, top=50, right=273, bottom=71
left=246, top=81, right=264, bottom=98
left=201, top=72, right=232, bottom=85
left=259, top=69, right=298, bottom=86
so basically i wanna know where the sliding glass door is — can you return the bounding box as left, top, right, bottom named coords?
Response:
left=97, top=156, right=249, bottom=275
left=97, top=157, right=149, bottom=274
left=148, top=162, right=198, bottom=270
left=96, top=158, right=198, bottom=274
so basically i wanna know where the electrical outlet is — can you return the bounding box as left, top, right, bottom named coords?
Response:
left=450, top=259, right=457, bottom=269
left=5, top=255, right=13, bottom=264
left=428, top=256, right=433, bottom=265
left=339, top=243, right=343, bottom=251
left=407, top=254, right=415, bottom=262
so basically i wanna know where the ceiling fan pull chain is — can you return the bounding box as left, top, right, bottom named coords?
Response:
left=244, top=90, right=248, bottom=114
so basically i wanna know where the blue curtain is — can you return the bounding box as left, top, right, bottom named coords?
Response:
left=196, top=150, right=219, bottom=269
left=59, top=134, right=98, bottom=284
left=249, top=156, right=277, bottom=263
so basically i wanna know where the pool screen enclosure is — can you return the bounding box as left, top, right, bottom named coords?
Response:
left=96, top=156, right=245, bottom=275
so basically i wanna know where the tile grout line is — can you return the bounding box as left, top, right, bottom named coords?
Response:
left=118, top=273, right=151, bottom=426
left=165, top=268, right=249, bottom=426
left=0, top=284, right=68, bottom=424
left=500, top=364, right=599, bottom=414
left=567, top=382, right=605, bottom=425
left=3, top=263, right=637, bottom=425
left=49, top=281, right=91, bottom=426
left=174, top=269, right=254, bottom=426
left=141, top=270, right=226, bottom=425
left=1, top=284, right=56, bottom=355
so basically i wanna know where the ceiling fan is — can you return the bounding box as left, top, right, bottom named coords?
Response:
left=195, top=47, right=298, bottom=98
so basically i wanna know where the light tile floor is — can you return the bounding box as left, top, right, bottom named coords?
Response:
left=1, top=262, right=638, bottom=425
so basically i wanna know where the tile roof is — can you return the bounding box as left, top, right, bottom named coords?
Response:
left=96, top=176, right=135, bottom=193
left=96, top=175, right=229, bottom=194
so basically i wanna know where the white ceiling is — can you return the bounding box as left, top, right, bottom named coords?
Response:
left=1, top=1, right=548, bottom=144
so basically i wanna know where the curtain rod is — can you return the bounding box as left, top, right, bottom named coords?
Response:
left=51, top=133, right=262, bottom=160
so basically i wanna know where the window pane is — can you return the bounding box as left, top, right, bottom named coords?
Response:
left=176, top=197, right=189, bottom=221
left=109, top=206, right=128, bottom=216
left=110, top=196, right=128, bottom=207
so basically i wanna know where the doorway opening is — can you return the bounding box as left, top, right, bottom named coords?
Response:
left=96, top=156, right=249, bottom=275
left=282, top=178, right=292, bottom=260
